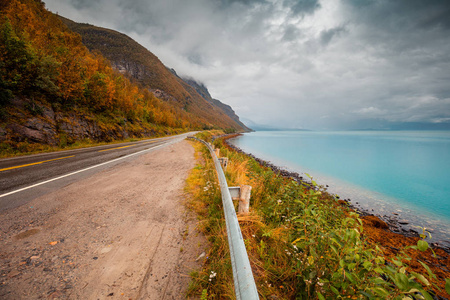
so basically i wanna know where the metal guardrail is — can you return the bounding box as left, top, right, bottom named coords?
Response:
left=188, top=137, right=259, bottom=300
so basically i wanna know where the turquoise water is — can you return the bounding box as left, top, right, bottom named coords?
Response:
left=229, top=131, right=450, bottom=243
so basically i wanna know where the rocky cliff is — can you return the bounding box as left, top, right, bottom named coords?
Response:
left=181, top=78, right=251, bottom=131
left=1, top=98, right=167, bottom=149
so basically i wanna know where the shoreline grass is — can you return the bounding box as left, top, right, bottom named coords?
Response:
left=185, top=131, right=450, bottom=299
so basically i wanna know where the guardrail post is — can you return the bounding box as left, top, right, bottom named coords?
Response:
left=238, top=185, right=252, bottom=215
left=218, top=157, right=229, bottom=170
left=229, top=186, right=240, bottom=200
left=215, top=148, right=220, bottom=157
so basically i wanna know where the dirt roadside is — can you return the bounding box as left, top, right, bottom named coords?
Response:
left=0, top=140, right=206, bottom=299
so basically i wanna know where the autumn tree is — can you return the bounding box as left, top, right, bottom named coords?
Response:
left=0, top=0, right=201, bottom=131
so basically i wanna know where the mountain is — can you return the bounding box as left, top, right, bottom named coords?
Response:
left=0, top=0, right=247, bottom=155
left=239, top=118, right=310, bottom=131
left=388, top=122, right=450, bottom=131
left=179, top=77, right=251, bottom=131
left=59, top=16, right=248, bottom=132
left=1, top=0, right=202, bottom=152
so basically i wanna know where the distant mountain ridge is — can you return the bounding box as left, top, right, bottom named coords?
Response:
left=179, top=77, right=251, bottom=131
left=60, top=16, right=249, bottom=132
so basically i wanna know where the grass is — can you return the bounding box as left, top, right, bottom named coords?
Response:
left=185, top=139, right=234, bottom=298
left=185, top=132, right=449, bottom=299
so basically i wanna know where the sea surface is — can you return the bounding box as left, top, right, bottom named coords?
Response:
left=229, top=130, right=450, bottom=245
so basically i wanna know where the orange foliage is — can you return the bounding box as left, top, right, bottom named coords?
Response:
left=0, top=0, right=203, bottom=130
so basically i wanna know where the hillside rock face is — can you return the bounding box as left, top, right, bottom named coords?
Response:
left=111, top=61, right=148, bottom=79
left=180, top=78, right=213, bottom=102
left=3, top=98, right=158, bottom=147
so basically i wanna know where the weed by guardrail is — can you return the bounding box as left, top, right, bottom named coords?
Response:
left=185, top=139, right=235, bottom=298
left=188, top=136, right=259, bottom=299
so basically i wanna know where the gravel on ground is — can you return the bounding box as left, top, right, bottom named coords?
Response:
left=0, top=140, right=206, bottom=299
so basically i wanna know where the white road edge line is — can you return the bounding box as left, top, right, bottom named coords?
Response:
left=0, top=138, right=181, bottom=198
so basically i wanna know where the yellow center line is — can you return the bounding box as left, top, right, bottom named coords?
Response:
left=98, top=145, right=135, bottom=152
left=0, top=155, right=76, bottom=172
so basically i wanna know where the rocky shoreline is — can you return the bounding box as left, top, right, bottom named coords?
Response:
left=221, top=134, right=450, bottom=254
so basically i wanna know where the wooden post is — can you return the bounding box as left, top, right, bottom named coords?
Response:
left=215, top=148, right=220, bottom=157
left=238, top=185, right=252, bottom=215
left=219, top=157, right=228, bottom=170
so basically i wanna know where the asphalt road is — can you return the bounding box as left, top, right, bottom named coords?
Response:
left=0, top=132, right=195, bottom=211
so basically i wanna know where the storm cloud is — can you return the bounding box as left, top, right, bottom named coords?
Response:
left=45, top=0, right=450, bottom=130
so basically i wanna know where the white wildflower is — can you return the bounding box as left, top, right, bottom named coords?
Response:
left=208, top=271, right=217, bottom=281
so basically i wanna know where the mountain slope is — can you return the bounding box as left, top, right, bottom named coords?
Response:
left=0, top=0, right=209, bottom=154
left=59, top=16, right=247, bottom=132
left=181, top=78, right=251, bottom=131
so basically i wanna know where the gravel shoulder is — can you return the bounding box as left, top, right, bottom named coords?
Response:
left=0, top=140, right=206, bottom=299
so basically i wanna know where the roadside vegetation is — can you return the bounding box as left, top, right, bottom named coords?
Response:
left=185, top=131, right=450, bottom=299
left=0, top=132, right=182, bottom=158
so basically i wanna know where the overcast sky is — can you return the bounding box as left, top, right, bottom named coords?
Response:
left=44, top=0, right=450, bottom=130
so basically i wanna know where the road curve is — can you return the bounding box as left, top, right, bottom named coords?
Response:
left=0, top=132, right=195, bottom=211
